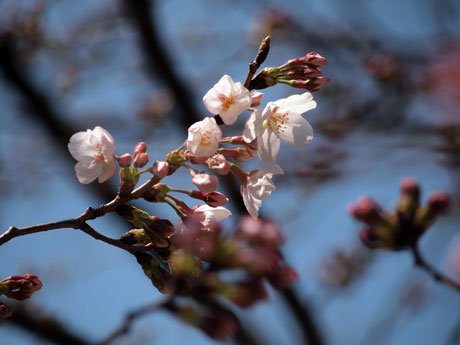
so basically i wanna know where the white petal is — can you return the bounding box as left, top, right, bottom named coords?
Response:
left=214, top=75, right=234, bottom=95
left=75, top=161, right=101, bottom=184
left=258, top=127, right=280, bottom=163
left=97, top=160, right=117, bottom=183
left=243, top=109, right=264, bottom=143
left=278, top=112, right=314, bottom=147
left=203, top=88, right=222, bottom=115
left=68, top=130, right=96, bottom=160
left=242, top=186, right=262, bottom=218
left=277, top=92, right=317, bottom=115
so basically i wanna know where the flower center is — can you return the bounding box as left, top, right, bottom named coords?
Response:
left=267, top=106, right=289, bottom=135
left=93, top=144, right=106, bottom=163
left=218, top=94, right=235, bottom=111
left=200, top=130, right=212, bottom=146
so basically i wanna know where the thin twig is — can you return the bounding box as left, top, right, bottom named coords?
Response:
left=243, top=35, right=270, bottom=90
left=410, top=243, right=460, bottom=293
left=98, top=296, right=174, bottom=345
left=0, top=173, right=163, bottom=251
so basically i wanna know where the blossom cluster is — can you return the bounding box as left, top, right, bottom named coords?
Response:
left=64, top=37, right=328, bottom=339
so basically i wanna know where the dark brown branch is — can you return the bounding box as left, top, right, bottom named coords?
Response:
left=279, top=287, right=326, bottom=345
left=5, top=303, right=94, bottom=345
left=0, top=173, right=163, bottom=250
left=410, top=244, right=460, bottom=293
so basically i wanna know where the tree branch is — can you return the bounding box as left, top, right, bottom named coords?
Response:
left=410, top=244, right=460, bottom=293
left=0, top=173, right=163, bottom=251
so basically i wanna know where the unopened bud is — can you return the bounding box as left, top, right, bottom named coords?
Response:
left=190, top=191, right=229, bottom=207
left=347, top=197, right=381, bottom=225
left=134, top=142, right=147, bottom=155
left=230, top=278, right=268, bottom=308
left=0, top=274, right=42, bottom=301
left=191, top=171, right=218, bottom=193
left=250, top=91, right=264, bottom=107
left=117, top=153, right=133, bottom=167
left=207, top=154, right=230, bottom=175
left=0, top=302, right=11, bottom=318
left=427, top=191, right=450, bottom=215
left=184, top=152, right=208, bottom=164
left=134, top=152, right=149, bottom=168
left=135, top=253, right=173, bottom=294
left=304, top=52, right=327, bottom=68
left=152, top=161, right=169, bottom=179
left=267, top=266, right=298, bottom=289
left=397, top=178, right=420, bottom=219
left=120, top=228, right=149, bottom=245
left=200, top=310, right=238, bottom=340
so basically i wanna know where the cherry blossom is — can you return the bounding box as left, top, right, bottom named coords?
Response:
left=243, top=92, right=316, bottom=163
left=193, top=204, right=232, bottom=228
left=191, top=171, right=219, bottom=193
left=68, top=126, right=116, bottom=184
left=241, top=166, right=284, bottom=218
left=203, top=75, right=252, bottom=125
left=187, top=117, right=222, bottom=158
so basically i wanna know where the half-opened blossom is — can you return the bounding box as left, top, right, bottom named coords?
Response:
left=203, top=75, right=252, bottom=125
left=187, top=117, right=222, bottom=158
left=68, top=126, right=116, bottom=184
left=243, top=92, right=316, bottom=163
left=193, top=204, right=232, bottom=228
left=241, top=166, right=283, bottom=218
left=191, top=171, right=218, bottom=193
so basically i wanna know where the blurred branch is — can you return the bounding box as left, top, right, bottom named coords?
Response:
left=5, top=303, right=94, bottom=345
left=411, top=243, right=460, bottom=293
left=0, top=32, right=116, bottom=203
left=279, top=287, right=325, bottom=345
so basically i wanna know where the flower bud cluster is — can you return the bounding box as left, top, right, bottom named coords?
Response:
left=0, top=274, right=42, bottom=318
left=250, top=52, right=330, bottom=91
left=348, top=178, right=451, bottom=250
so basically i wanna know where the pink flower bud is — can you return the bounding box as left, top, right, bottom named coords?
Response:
left=400, top=178, right=420, bottom=197
left=134, top=152, right=149, bottom=168
left=305, top=52, right=327, bottom=68
left=191, top=171, right=218, bottom=193
left=267, top=266, right=298, bottom=289
left=0, top=302, right=11, bottom=319
left=190, top=191, right=229, bottom=207
left=427, top=191, right=450, bottom=215
left=152, top=161, right=169, bottom=179
left=250, top=91, right=264, bottom=107
left=207, top=154, right=230, bottom=175
left=184, top=152, right=208, bottom=164
left=2, top=274, right=42, bottom=301
left=200, top=311, right=238, bottom=340
left=231, top=278, right=268, bottom=308
left=134, top=142, right=147, bottom=155
left=117, top=153, right=133, bottom=167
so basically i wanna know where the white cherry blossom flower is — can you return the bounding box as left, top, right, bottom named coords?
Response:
left=203, top=75, right=252, bottom=125
left=187, top=117, right=222, bottom=158
left=193, top=204, right=232, bottom=228
left=68, top=126, right=117, bottom=184
left=243, top=92, right=316, bottom=163
left=241, top=166, right=284, bottom=218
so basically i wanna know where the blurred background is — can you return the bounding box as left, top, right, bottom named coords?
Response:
left=0, top=0, right=460, bottom=344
